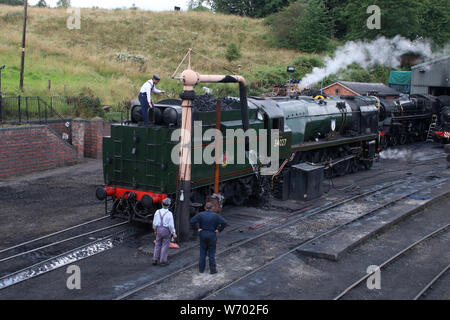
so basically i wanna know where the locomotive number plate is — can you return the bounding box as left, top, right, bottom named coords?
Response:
left=274, top=138, right=287, bottom=147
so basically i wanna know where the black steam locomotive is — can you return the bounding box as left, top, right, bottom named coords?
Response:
left=433, top=96, right=450, bottom=143
left=339, top=94, right=450, bottom=148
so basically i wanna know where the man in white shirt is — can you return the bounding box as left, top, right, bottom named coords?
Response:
left=138, top=75, right=166, bottom=125
left=152, top=198, right=177, bottom=266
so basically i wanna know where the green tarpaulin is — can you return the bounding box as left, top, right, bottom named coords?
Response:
left=389, top=71, right=411, bottom=85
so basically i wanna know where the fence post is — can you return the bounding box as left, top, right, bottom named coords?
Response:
left=0, top=94, right=2, bottom=123
left=18, top=95, right=21, bottom=124
left=44, top=97, right=47, bottom=122
left=38, top=96, right=41, bottom=124
left=25, top=96, right=29, bottom=123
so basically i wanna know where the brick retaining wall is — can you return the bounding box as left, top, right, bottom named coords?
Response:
left=72, top=118, right=111, bottom=159
left=0, top=118, right=112, bottom=179
left=0, top=126, right=78, bottom=179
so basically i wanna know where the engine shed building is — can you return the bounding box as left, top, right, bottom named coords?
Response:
left=322, top=81, right=401, bottom=100
left=411, top=55, right=450, bottom=96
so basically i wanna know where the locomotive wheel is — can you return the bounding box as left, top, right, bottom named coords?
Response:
left=324, top=167, right=332, bottom=179
left=380, top=136, right=388, bottom=150
left=231, top=182, right=247, bottom=206
left=349, top=158, right=359, bottom=174
left=111, top=199, right=126, bottom=218
left=333, top=160, right=350, bottom=176
left=391, top=136, right=399, bottom=146
left=362, top=160, right=373, bottom=170
left=400, top=135, right=407, bottom=145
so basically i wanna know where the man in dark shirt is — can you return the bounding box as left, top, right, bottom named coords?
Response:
left=190, top=202, right=227, bottom=274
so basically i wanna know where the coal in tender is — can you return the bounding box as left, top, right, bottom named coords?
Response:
left=192, top=94, right=240, bottom=112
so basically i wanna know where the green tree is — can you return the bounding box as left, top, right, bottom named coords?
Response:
left=265, top=0, right=332, bottom=53
left=188, top=1, right=211, bottom=12
left=207, top=0, right=295, bottom=18
left=188, top=0, right=203, bottom=9
left=0, top=0, right=24, bottom=5
left=419, top=0, right=450, bottom=46
left=292, top=0, right=332, bottom=53
left=36, top=0, right=47, bottom=7
left=341, top=0, right=422, bottom=41
left=265, top=1, right=307, bottom=48
left=225, top=42, right=241, bottom=62
left=56, top=0, right=71, bottom=8
left=322, top=0, right=348, bottom=39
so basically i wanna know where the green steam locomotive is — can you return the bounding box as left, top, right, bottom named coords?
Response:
left=96, top=95, right=379, bottom=223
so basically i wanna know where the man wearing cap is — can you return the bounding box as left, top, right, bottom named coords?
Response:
left=138, top=75, right=166, bottom=125
left=190, top=202, right=227, bottom=274
left=152, top=198, right=176, bottom=266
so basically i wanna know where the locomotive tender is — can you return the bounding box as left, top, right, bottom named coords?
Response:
left=96, top=94, right=379, bottom=224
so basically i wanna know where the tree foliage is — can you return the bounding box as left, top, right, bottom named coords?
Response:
left=56, top=0, right=71, bottom=8
left=264, top=1, right=307, bottom=48
left=292, top=0, right=332, bottom=53
left=418, top=0, right=450, bottom=46
left=225, top=42, right=242, bottom=62
left=207, top=0, right=295, bottom=18
left=36, top=0, right=48, bottom=7
left=0, top=0, right=24, bottom=5
left=265, top=0, right=332, bottom=53
left=188, top=0, right=211, bottom=12
left=338, top=0, right=449, bottom=46
left=340, top=0, right=422, bottom=41
left=265, top=0, right=449, bottom=53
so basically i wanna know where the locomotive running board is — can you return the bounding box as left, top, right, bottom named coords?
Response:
left=291, top=134, right=378, bottom=152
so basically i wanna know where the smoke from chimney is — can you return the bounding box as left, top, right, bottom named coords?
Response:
left=298, top=35, right=447, bottom=91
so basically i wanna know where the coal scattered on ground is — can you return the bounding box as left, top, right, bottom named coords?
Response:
left=192, top=94, right=240, bottom=112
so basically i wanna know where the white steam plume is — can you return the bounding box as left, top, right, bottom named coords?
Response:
left=298, top=35, right=442, bottom=91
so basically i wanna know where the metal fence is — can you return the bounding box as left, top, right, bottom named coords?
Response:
left=0, top=96, right=74, bottom=124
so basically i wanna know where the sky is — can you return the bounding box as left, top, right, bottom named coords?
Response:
left=28, top=0, right=189, bottom=11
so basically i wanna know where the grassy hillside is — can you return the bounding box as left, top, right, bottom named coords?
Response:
left=0, top=5, right=305, bottom=107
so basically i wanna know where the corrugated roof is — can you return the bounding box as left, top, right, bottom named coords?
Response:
left=336, top=81, right=401, bottom=96
left=411, top=55, right=450, bottom=70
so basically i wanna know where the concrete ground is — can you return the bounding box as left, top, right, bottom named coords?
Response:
left=0, top=142, right=448, bottom=299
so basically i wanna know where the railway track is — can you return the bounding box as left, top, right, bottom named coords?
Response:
left=413, top=264, right=449, bottom=300
left=114, top=172, right=447, bottom=300
left=0, top=216, right=110, bottom=258
left=0, top=218, right=131, bottom=291
left=0, top=219, right=126, bottom=265
left=334, top=223, right=449, bottom=300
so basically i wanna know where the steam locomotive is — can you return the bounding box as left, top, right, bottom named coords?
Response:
left=433, top=96, right=450, bottom=143
left=339, top=94, right=450, bottom=147
left=96, top=94, right=379, bottom=223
